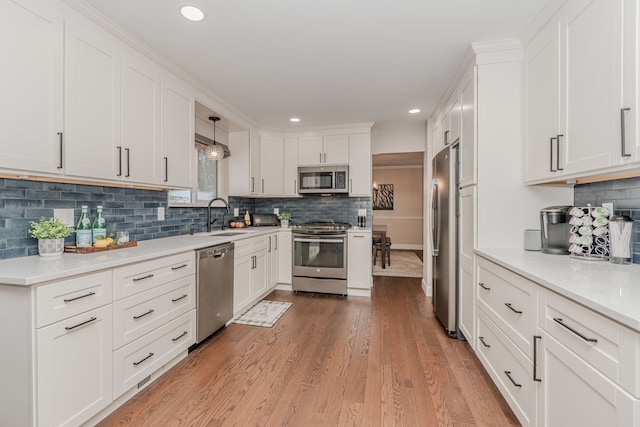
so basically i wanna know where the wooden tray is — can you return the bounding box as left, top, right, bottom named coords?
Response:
left=65, top=240, right=137, bottom=254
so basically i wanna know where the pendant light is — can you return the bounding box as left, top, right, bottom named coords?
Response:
left=205, top=116, right=224, bottom=160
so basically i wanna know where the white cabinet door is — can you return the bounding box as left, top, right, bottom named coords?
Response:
left=324, top=134, right=349, bottom=164
left=161, top=75, right=194, bottom=188
left=432, top=115, right=448, bottom=156
left=283, top=137, right=299, bottom=196
left=564, top=0, right=625, bottom=173
left=252, top=250, right=267, bottom=298
left=348, top=133, right=371, bottom=196
left=65, top=19, right=121, bottom=181
left=459, top=72, right=476, bottom=187
left=37, top=305, right=113, bottom=427
left=259, top=136, right=284, bottom=195
left=448, top=97, right=461, bottom=145
left=250, top=132, right=261, bottom=194
left=523, top=11, right=564, bottom=182
left=347, top=231, right=372, bottom=290
left=459, top=186, right=475, bottom=346
left=233, top=254, right=253, bottom=315
left=536, top=331, right=639, bottom=427
left=278, top=230, right=292, bottom=284
left=0, top=0, right=63, bottom=175
left=121, top=49, right=160, bottom=185
left=298, top=136, right=324, bottom=165
left=267, top=233, right=279, bottom=287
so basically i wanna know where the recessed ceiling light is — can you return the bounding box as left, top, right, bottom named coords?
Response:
left=180, top=5, right=204, bottom=21
left=289, top=117, right=301, bottom=123
left=409, top=108, right=421, bottom=114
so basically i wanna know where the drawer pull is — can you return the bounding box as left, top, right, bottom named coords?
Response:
left=171, top=264, right=188, bottom=271
left=504, top=371, right=522, bottom=388
left=478, top=282, right=491, bottom=291
left=63, top=291, right=96, bottom=303
left=172, top=331, right=188, bottom=342
left=133, top=352, right=154, bottom=366
left=533, top=335, right=542, bottom=382
left=65, top=316, right=97, bottom=331
left=172, top=294, right=188, bottom=303
left=133, top=274, right=154, bottom=282
left=479, top=336, right=491, bottom=348
left=133, top=309, right=155, bottom=320
left=553, top=318, right=598, bottom=343
left=504, top=303, right=523, bottom=314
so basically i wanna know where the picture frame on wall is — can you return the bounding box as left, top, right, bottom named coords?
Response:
left=373, top=184, right=394, bottom=210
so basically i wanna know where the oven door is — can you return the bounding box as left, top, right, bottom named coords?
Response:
left=292, top=234, right=347, bottom=279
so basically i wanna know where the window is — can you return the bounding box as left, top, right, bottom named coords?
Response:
left=168, top=146, right=223, bottom=205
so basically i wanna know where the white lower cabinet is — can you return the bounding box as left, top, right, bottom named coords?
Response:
left=233, top=236, right=268, bottom=315
left=347, top=230, right=372, bottom=292
left=278, top=230, right=292, bottom=284
left=37, top=305, right=113, bottom=427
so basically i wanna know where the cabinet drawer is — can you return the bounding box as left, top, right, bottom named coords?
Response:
left=113, top=310, right=195, bottom=398
left=113, top=252, right=194, bottom=300
left=234, top=239, right=253, bottom=258
left=477, top=258, right=537, bottom=358
left=540, top=288, right=640, bottom=398
left=477, top=310, right=534, bottom=427
left=113, top=275, right=195, bottom=349
left=36, top=271, right=112, bottom=328
left=252, top=235, right=268, bottom=252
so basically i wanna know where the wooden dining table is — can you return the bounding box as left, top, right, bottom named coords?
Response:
left=372, top=224, right=388, bottom=269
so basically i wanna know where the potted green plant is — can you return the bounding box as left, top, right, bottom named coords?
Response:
left=29, top=217, right=74, bottom=257
left=277, top=212, right=292, bottom=228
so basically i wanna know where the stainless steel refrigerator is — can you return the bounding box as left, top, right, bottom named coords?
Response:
left=431, top=145, right=461, bottom=338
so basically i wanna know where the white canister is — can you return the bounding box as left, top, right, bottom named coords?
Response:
left=524, top=229, right=541, bottom=251
left=609, top=215, right=633, bottom=264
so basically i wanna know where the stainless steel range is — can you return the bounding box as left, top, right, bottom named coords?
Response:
left=292, top=221, right=351, bottom=295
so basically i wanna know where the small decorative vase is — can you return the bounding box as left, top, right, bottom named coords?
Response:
left=38, top=238, right=65, bottom=257
left=280, top=219, right=289, bottom=228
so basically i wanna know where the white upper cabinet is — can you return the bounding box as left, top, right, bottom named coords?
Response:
left=161, top=75, right=194, bottom=188
left=459, top=70, right=476, bottom=187
left=523, top=11, right=563, bottom=182
left=283, top=137, right=299, bottom=196
left=64, top=18, right=122, bottom=181
left=348, top=133, right=371, bottom=196
left=258, top=135, right=284, bottom=195
left=298, top=135, right=349, bottom=165
left=448, top=96, right=461, bottom=145
left=250, top=132, right=260, bottom=194
left=0, top=0, right=64, bottom=175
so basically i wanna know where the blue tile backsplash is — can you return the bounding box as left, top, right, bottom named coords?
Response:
left=574, top=176, right=640, bottom=264
left=0, top=178, right=371, bottom=260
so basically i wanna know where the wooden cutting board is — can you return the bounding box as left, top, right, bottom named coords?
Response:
left=64, top=240, right=137, bottom=254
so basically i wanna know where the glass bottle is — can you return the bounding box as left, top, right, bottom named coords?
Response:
left=76, top=205, right=92, bottom=247
left=91, top=205, right=107, bottom=243
left=244, top=210, right=251, bottom=226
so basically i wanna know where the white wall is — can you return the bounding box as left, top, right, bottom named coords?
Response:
left=371, top=123, right=426, bottom=154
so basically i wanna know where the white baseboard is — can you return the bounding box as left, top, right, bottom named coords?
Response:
left=391, top=244, right=423, bottom=251
left=421, top=278, right=432, bottom=297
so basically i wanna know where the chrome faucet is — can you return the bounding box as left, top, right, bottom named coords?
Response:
left=207, top=197, right=231, bottom=232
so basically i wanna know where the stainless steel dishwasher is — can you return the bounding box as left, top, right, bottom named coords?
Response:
left=195, top=242, right=234, bottom=344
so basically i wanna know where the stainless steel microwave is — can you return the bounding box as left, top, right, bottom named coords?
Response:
left=298, top=166, right=349, bottom=194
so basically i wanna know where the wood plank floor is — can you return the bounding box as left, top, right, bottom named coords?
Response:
left=98, top=276, right=520, bottom=427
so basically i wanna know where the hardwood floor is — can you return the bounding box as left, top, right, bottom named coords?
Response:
left=98, top=277, right=520, bottom=427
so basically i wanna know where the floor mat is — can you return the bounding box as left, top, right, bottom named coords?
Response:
left=232, top=300, right=292, bottom=327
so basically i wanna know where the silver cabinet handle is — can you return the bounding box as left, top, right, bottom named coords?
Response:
left=549, top=137, right=557, bottom=172
left=556, top=135, right=564, bottom=170
left=171, top=264, right=188, bottom=271
left=479, top=336, right=491, bottom=348
left=251, top=177, right=255, bottom=193
left=57, top=132, right=63, bottom=169
left=350, top=178, right=353, bottom=193
left=274, top=235, right=278, bottom=250
left=262, top=178, right=265, bottom=194
left=172, top=294, right=188, bottom=303
left=164, top=157, right=168, bottom=182
left=504, top=371, right=522, bottom=388
left=133, top=274, right=154, bottom=282
left=125, top=147, right=130, bottom=177
left=319, top=153, right=322, bottom=163
left=621, top=108, right=631, bottom=157
left=133, top=309, right=154, bottom=320
left=117, top=146, right=122, bottom=176
left=533, top=335, right=542, bottom=382
left=172, top=331, right=188, bottom=342
left=323, top=152, right=327, bottom=163
left=553, top=318, right=597, bottom=342
left=478, top=282, right=491, bottom=291
left=444, top=130, right=450, bottom=145
left=133, top=352, right=154, bottom=366
left=65, top=316, right=97, bottom=331
left=64, top=292, right=96, bottom=303
left=294, top=179, right=297, bottom=193
left=504, top=303, right=523, bottom=314
left=268, top=236, right=272, bottom=253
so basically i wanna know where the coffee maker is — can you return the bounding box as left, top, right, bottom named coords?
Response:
left=540, top=206, right=572, bottom=254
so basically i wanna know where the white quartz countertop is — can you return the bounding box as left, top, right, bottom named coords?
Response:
left=0, top=227, right=288, bottom=286
left=475, top=248, right=640, bottom=332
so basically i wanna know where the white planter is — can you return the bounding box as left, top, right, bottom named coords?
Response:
left=38, top=238, right=65, bottom=257
left=280, top=219, right=289, bottom=228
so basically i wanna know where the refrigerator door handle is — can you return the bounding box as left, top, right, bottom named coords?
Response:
left=431, top=180, right=440, bottom=256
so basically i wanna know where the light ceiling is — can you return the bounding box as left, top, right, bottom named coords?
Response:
left=82, top=0, right=546, bottom=129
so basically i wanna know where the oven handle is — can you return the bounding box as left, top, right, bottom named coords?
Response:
left=293, top=238, right=345, bottom=244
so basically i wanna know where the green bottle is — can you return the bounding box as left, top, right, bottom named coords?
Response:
left=76, top=205, right=92, bottom=247
left=91, top=205, right=107, bottom=243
